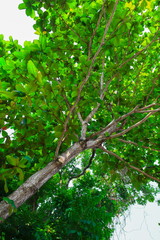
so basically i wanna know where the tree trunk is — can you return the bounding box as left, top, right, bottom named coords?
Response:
left=0, top=138, right=102, bottom=221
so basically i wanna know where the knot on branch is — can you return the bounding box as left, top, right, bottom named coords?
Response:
left=57, top=156, right=65, bottom=164
left=79, top=139, right=87, bottom=149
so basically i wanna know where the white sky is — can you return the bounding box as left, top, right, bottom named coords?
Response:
left=112, top=196, right=160, bottom=240
left=0, top=0, right=38, bottom=44
left=0, top=1, right=160, bottom=239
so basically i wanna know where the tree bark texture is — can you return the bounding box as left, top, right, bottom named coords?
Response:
left=0, top=138, right=103, bottom=221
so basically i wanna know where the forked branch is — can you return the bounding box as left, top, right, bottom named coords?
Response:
left=89, top=104, right=160, bottom=139
left=107, top=112, right=156, bottom=140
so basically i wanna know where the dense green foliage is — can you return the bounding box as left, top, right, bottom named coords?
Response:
left=0, top=0, right=159, bottom=239
left=0, top=164, right=157, bottom=239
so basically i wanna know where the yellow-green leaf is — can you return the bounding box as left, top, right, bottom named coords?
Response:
left=16, top=168, right=24, bottom=181
left=37, top=71, right=43, bottom=84
left=125, top=2, right=135, bottom=11
left=6, top=155, right=19, bottom=166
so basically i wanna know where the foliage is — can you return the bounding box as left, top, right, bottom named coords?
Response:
left=0, top=173, right=116, bottom=239
left=0, top=169, right=157, bottom=239
left=0, top=0, right=160, bottom=238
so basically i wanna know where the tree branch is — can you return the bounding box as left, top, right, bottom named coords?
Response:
left=99, top=146, right=160, bottom=183
left=67, top=149, right=96, bottom=185
left=77, top=112, right=88, bottom=141
left=118, top=31, right=159, bottom=69
left=136, top=108, right=160, bottom=113
left=88, top=103, right=160, bottom=140
left=139, top=103, right=159, bottom=110
left=117, top=138, right=160, bottom=152
left=0, top=137, right=104, bottom=221
left=107, top=112, right=155, bottom=140
left=78, top=56, right=114, bottom=140
left=88, top=2, right=106, bottom=59
left=91, top=0, right=119, bottom=62
left=100, top=57, right=105, bottom=99
left=54, top=1, right=119, bottom=156
left=89, top=105, right=139, bottom=139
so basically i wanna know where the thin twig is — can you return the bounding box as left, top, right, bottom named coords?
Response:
left=85, top=104, right=100, bottom=123
left=77, top=112, right=83, bottom=123
left=100, top=57, right=105, bottom=99
left=88, top=1, right=106, bottom=59
left=61, top=92, right=71, bottom=110
left=144, top=77, right=159, bottom=104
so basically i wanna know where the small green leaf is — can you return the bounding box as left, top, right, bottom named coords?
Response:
left=37, top=71, right=43, bottom=84
left=0, top=217, right=4, bottom=222
left=23, top=155, right=33, bottom=162
left=4, top=179, right=8, bottom=193
left=19, top=159, right=28, bottom=168
left=2, top=130, right=8, bottom=138
left=3, top=197, right=16, bottom=209
left=71, top=91, right=77, bottom=98
left=40, top=35, right=47, bottom=50
left=16, top=168, right=24, bottom=181
left=0, top=91, right=14, bottom=99
left=0, top=57, right=6, bottom=67
left=13, top=90, right=26, bottom=97
left=18, top=3, right=26, bottom=10
left=16, top=84, right=26, bottom=93
left=25, top=83, right=38, bottom=95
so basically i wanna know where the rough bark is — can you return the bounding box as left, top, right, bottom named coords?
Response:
left=0, top=138, right=103, bottom=222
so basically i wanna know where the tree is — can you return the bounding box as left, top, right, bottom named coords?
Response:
left=0, top=0, right=159, bottom=227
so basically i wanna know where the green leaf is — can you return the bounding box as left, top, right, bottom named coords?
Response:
left=6, top=155, right=19, bottom=166
left=4, top=179, right=8, bottom=193
left=0, top=57, right=6, bottom=67
left=37, top=71, right=43, bottom=84
left=0, top=91, right=14, bottom=99
left=27, top=60, right=38, bottom=78
left=18, top=3, right=26, bottom=10
left=71, top=91, right=77, bottom=98
left=16, top=168, right=24, bottom=181
left=0, top=217, right=4, bottom=222
left=40, top=35, right=47, bottom=50
left=13, top=90, right=26, bottom=97
left=3, top=197, right=16, bottom=209
left=2, top=130, right=8, bottom=137
left=25, top=82, right=38, bottom=95
left=19, top=158, right=28, bottom=168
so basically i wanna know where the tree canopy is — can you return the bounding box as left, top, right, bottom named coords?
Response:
left=0, top=0, right=160, bottom=238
